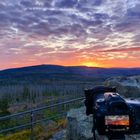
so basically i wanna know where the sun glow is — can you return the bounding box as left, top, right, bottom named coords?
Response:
left=81, top=62, right=99, bottom=67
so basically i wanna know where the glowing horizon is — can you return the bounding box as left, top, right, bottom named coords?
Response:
left=0, top=0, right=140, bottom=70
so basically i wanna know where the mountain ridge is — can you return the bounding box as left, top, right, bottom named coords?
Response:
left=1, top=64, right=140, bottom=72
left=0, top=64, right=140, bottom=85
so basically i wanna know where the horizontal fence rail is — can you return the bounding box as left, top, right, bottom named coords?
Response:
left=0, top=97, right=85, bottom=121
left=0, top=97, right=85, bottom=139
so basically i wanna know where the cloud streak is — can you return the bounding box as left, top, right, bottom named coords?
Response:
left=98, top=47, right=140, bottom=52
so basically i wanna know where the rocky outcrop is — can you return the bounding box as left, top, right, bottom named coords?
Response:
left=66, top=107, right=109, bottom=140
left=66, top=107, right=140, bottom=140
left=104, top=75, right=140, bottom=97
left=66, top=107, right=93, bottom=140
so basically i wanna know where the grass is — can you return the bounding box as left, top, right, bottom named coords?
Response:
left=0, top=125, right=42, bottom=140
left=0, top=118, right=66, bottom=140
left=0, top=129, right=31, bottom=140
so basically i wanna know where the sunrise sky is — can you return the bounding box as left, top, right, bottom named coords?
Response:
left=0, top=0, right=140, bottom=69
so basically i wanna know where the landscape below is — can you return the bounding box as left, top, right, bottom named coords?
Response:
left=0, top=65, right=140, bottom=140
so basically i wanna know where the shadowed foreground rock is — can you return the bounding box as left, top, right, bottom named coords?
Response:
left=67, top=107, right=93, bottom=140
left=66, top=107, right=107, bottom=140
left=66, top=107, right=140, bottom=140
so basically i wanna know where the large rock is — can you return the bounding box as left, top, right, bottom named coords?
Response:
left=66, top=107, right=140, bottom=140
left=104, top=75, right=140, bottom=97
left=66, top=107, right=107, bottom=140
left=66, top=107, right=93, bottom=140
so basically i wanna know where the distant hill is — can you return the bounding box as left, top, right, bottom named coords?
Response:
left=0, top=65, right=140, bottom=85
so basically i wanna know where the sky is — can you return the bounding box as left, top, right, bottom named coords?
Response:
left=0, top=0, right=140, bottom=69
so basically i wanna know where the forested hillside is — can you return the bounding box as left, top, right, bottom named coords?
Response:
left=0, top=65, right=140, bottom=85
left=0, top=65, right=140, bottom=113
